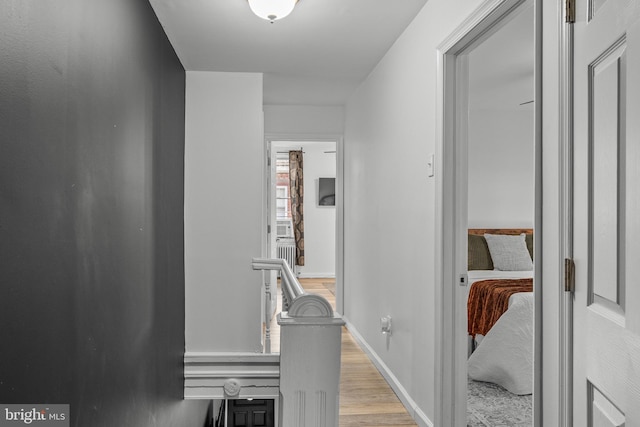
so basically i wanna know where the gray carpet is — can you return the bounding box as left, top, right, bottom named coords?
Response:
left=467, top=377, right=532, bottom=427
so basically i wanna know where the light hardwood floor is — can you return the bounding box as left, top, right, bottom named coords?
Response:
left=269, top=278, right=418, bottom=427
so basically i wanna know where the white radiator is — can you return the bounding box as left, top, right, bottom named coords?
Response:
left=277, top=241, right=297, bottom=275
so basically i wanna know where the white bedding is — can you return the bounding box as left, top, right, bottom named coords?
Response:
left=466, top=270, right=533, bottom=395
left=467, top=269, right=533, bottom=282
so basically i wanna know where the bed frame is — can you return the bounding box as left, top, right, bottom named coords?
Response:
left=468, top=228, right=533, bottom=236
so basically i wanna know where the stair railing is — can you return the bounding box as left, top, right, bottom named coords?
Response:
left=252, top=257, right=345, bottom=427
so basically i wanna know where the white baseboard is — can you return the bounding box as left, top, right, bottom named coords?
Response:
left=343, top=318, right=433, bottom=427
left=414, top=407, right=432, bottom=427
left=295, top=272, right=335, bottom=279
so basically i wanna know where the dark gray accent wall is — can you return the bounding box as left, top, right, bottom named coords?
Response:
left=0, top=0, right=210, bottom=425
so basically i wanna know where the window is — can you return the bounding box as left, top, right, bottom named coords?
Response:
left=276, top=156, right=291, bottom=219
left=276, top=185, right=290, bottom=219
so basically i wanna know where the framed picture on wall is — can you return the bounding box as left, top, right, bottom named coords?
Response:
left=318, top=177, right=335, bottom=206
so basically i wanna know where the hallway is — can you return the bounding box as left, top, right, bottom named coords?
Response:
left=270, top=279, right=418, bottom=426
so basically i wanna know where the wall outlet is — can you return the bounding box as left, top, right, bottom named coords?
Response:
left=380, top=315, right=392, bottom=335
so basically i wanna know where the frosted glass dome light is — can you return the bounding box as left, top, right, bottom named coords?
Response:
left=248, top=0, right=298, bottom=23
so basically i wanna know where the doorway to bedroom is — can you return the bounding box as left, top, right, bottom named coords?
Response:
left=434, top=0, right=540, bottom=426
left=464, top=3, right=535, bottom=425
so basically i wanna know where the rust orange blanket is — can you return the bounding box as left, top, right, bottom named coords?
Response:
left=467, top=278, right=533, bottom=337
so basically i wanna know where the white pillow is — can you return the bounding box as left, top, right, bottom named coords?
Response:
left=484, top=233, right=533, bottom=271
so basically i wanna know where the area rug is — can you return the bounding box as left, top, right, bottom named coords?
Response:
left=467, top=377, right=532, bottom=427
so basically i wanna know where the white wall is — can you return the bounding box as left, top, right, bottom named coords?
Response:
left=466, top=6, right=535, bottom=229
left=343, top=1, right=483, bottom=424
left=299, top=142, right=336, bottom=278
left=467, top=108, right=534, bottom=228
left=264, top=105, right=344, bottom=135
left=184, top=71, right=264, bottom=353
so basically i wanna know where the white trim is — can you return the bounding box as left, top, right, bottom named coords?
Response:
left=559, top=1, right=574, bottom=425
left=183, top=352, right=280, bottom=400
left=295, top=273, right=336, bottom=279
left=533, top=0, right=546, bottom=425
left=434, top=1, right=535, bottom=426
left=343, top=318, right=434, bottom=427
left=335, top=134, right=345, bottom=316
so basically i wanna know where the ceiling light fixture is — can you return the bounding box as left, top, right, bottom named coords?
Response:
left=247, top=0, right=299, bottom=23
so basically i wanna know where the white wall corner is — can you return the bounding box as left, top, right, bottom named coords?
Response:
left=184, top=71, right=264, bottom=354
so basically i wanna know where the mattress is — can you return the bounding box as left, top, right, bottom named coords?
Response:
left=466, top=270, right=533, bottom=395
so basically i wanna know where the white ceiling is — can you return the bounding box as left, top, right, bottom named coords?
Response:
left=148, top=0, right=428, bottom=105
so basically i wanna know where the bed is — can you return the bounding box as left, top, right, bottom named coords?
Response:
left=466, top=229, right=534, bottom=395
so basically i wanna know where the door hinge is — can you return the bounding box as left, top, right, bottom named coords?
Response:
left=564, top=258, right=575, bottom=292
left=267, top=224, right=271, bottom=234
left=267, top=156, right=271, bottom=167
left=565, top=0, right=576, bottom=23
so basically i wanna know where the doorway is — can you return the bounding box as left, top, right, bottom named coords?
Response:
left=434, top=0, right=541, bottom=426
left=226, top=399, right=275, bottom=427
left=465, top=4, right=535, bottom=425
left=264, top=137, right=344, bottom=318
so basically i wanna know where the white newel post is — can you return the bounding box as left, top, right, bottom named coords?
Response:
left=278, top=294, right=345, bottom=427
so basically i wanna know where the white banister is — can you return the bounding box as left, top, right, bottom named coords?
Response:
left=262, top=269, right=273, bottom=354
left=183, top=257, right=344, bottom=423
left=252, top=257, right=304, bottom=311
left=252, top=257, right=345, bottom=427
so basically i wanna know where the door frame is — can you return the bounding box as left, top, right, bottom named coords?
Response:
left=559, top=2, right=574, bottom=425
left=263, top=134, right=345, bottom=315
left=434, top=0, right=542, bottom=425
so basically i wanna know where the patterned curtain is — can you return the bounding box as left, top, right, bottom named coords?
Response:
left=289, top=150, right=305, bottom=266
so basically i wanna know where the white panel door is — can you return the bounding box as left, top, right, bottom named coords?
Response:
left=573, top=0, right=640, bottom=426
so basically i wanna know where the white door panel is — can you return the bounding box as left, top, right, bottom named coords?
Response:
left=591, top=383, right=625, bottom=427
left=573, top=0, right=640, bottom=426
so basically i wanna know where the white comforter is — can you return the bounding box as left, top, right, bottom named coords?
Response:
left=466, top=270, right=533, bottom=395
